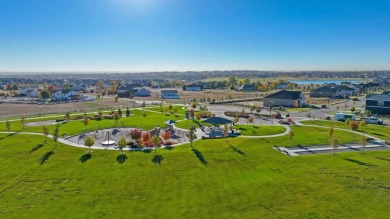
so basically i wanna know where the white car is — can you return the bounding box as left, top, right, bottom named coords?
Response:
left=365, top=117, right=384, bottom=125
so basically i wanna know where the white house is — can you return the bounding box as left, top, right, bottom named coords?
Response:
left=19, top=87, right=39, bottom=98
left=52, top=90, right=77, bottom=101
left=161, top=90, right=180, bottom=99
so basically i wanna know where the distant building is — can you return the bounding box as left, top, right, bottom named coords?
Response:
left=161, top=90, right=180, bottom=99
left=276, top=82, right=289, bottom=90
left=366, top=93, right=390, bottom=115
left=133, top=88, right=152, bottom=97
left=19, top=87, right=39, bottom=98
left=52, top=89, right=77, bottom=101
left=72, top=84, right=87, bottom=91
left=185, top=86, right=202, bottom=91
left=238, top=84, right=257, bottom=92
left=263, top=90, right=306, bottom=107
left=310, top=85, right=358, bottom=98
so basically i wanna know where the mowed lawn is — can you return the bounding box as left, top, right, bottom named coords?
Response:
left=234, top=124, right=286, bottom=136
left=0, top=133, right=390, bottom=218
left=0, top=109, right=185, bottom=136
left=301, top=120, right=390, bottom=141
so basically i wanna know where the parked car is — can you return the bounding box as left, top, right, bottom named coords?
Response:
left=321, top=105, right=327, bottom=108
left=365, top=117, right=384, bottom=125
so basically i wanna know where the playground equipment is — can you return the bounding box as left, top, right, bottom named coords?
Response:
left=102, top=131, right=116, bottom=146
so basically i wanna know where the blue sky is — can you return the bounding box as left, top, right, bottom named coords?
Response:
left=1, top=0, right=390, bottom=72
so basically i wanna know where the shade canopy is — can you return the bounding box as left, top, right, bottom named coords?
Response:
left=164, top=120, right=177, bottom=125
left=203, top=117, right=233, bottom=125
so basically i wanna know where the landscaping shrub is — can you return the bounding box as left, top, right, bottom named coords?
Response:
left=224, top=111, right=249, bottom=118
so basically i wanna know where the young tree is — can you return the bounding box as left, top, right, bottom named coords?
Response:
left=114, top=111, right=120, bottom=123
left=42, top=125, right=49, bottom=143
left=331, top=136, right=338, bottom=156
left=328, top=127, right=334, bottom=140
left=83, top=117, right=90, bottom=127
left=84, top=136, right=95, bottom=154
left=141, top=131, right=151, bottom=143
left=168, top=104, right=173, bottom=113
left=53, top=123, right=60, bottom=148
left=20, top=115, right=26, bottom=129
left=188, top=124, right=196, bottom=148
left=349, top=120, right=359, bottom=131
left=247, top=116, right=254, bottom=125
left=289, top=129, right=295, bottom=143
left=345, top=118, right=351, bottom=129
left=336, top=105, right=340, bottom=111
left=5, top=120, right=11, bottom=132
left=126, top=107, right=130, bottom=117
left=360, top=135, right=367, bottom=154
left=255, top=107, right=261, bottom=114
left=360, top=120, right=367, bottom=132
left=151, top=135, right=161, bottom=155
left=117, top=137, right=127, bottom=155
left=142, top=101, right=147, bottom=116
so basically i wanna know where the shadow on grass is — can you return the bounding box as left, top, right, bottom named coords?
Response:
left=343, top=158, right=377, bottom=167
left=116, top=154, right=128, bottom=164
left=152, top=154, right=164, bottom=165
left=143, top=148, right=152, bottom=154
left=30, top=143, right=45, bottom=154
left=0, top=132, right=17, bottom=140
left=225, top=141, right=245, bottom=155
left=191, top=147, right=207, bottom=165
left=372, top=156, right=390, bottom=162
left=39, top=151, right=54, bottom=165
left=80, top=154, right=92, bottom=163
left=164, top=146, right=174, bottom=151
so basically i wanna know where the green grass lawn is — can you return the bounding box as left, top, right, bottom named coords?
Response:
left=0, top=109, right=185, bottom=136
left=174, top=119, right=211, bottom=130
left=234, top=124, right=286, bottom=136
left=285, top=107, right=312, bottom=113
left=301, top=120, right=390, bottom=141
left=0, top=133, right=389, bottom=218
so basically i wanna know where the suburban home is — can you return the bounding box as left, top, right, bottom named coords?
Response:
left=19, top=87, right=39, bottom=98
left=52, top=89, right=77, bottom=101
left=238, top=84, right=257, bottom=92
left=133, top=87, right=152, bottom=97
left=365, top=93, right=390, bottom=115
left=310, top=85, right=358, bottom=98
left=72, top=84, right=87, bottom=91
left=161, top=90, right=180, bottom=99
left=310, top=86, right=339, bottom=98
left=185, top=85, right=202, bottom=91
left=335, top=85, right=356, bottom=97
left=276, top=82, right=289, bottom=90
left=358, top=82, right=380, bottom=93
left=263, top=90, right=306, bottom=107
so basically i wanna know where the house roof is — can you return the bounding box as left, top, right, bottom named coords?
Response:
left=311, top=86, right=338, bottom=93
left=264, top=90, right=302, bottom=100
left=240, top=84, right=256, bottom=89
left=203, top=117, right=233, bottom=125
left=161, top=90, right=178, bottom=94
left=366, top=94, right=390, bottom=101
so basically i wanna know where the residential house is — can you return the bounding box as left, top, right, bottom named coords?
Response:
left=161, top=90, right=180, bottom=99
left=263, top=90, right=306, bottom=107
left=238, top=84, right=257, bottom=92
left=52, top=89, right=77, bottom=101
left=19, top=87, right=39, bottom=98
left=185, top=85, right=202, bottom=91
left=276, top=82, right=289, bottom=90
left=72, top=84, right=87, bottom=92
left=133, top=88, right=152, bottom=97
left=310, top=86, right=339, bottom=98
left=365, top=93, right=390, bottom=115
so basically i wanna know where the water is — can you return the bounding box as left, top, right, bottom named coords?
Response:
left=289, top=79, right=367, bottom=85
